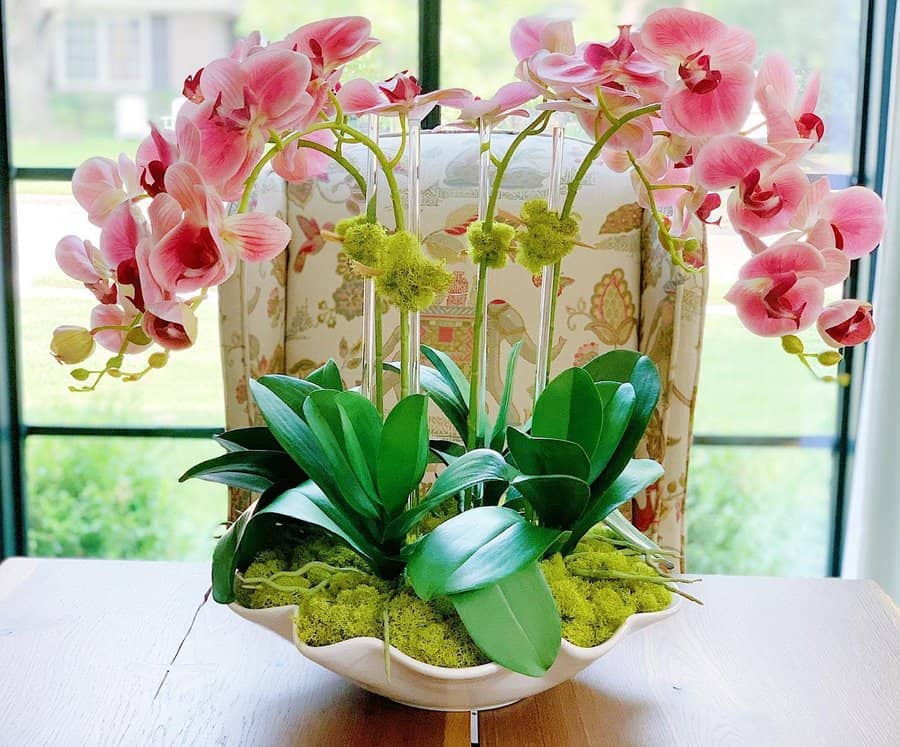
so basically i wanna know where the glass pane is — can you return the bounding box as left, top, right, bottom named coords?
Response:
left=686, top=446, right=832, bottom=576
left=440, top=0, right=861, bottom=171
left=26, top=436, right=226, bottom=561
left=16, top=181, right=225, bottom=427
left=6, top=1, right=417, bottom=167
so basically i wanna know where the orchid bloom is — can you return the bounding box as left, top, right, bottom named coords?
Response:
left=694, top=135, right=809, bottom=236
left=725, top=241, right=834, bottom=336
left=756, top=54, right=823, bottom=160
left=136, top=124, right=179, bottom=197
left=636, top=8, right=756, bottom=137
left=510, top=16, right=575, bottom=61
left=142, top=299, right=199, bottom=351
left=147, top=162, right=291, bottom=295
left=337, top=72, right=467, bottom=121
left=176, top=47, right=314, bottom=201
left=90, top=298, right=148, bottom=354
left=281, top=16, right=379, bottom=79
left=442, top=82, right=538, bottom=129
left=796, top=178, right=886, bottom=259
left=817, top=300, right=875, bottom=348
left=72, top=155, right=142, bottom=226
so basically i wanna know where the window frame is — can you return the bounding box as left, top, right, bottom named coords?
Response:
left=0, top=0, right=893, bottom=572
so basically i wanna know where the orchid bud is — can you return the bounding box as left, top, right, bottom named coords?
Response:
left=780, top=335, right=804, bottom=355
left=70, top=368, right=91, bottom=381
left=816, top=300, right=875, bottom=348
left=148, top=352, right=169, bottom=369
left=51, top=325, right=95, bottom=365
left=817, top=351, right=843, bottom=366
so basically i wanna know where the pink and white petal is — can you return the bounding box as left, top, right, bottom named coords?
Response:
left=791, top=176, right=831, bottom=230
left=336, top=78, right=389, bottom=114
left=199, top=57, right=245, bottom=110
left=272, top=128, right=335, bottom=182
left=148, top=193, right=183, bottom=241
left=710, top=26, right=756, bottom=66
left=738, top=241, right=825, bottom=280
left=164, top=161, right=209, bottom=220
left=817, top=300, right=874, bottom=347
left=817, top=247, right=852, bottom=286
left=175, top=104, right=249, bottom=192
left=55, top=235, right=105, bottom=282
left=798, top=71, right=821, bottom=116
left=245, top=48, right=312, bottom=124
left=117, top=154, right=142, bottom=196
left=636, top=8, right=728, bottom=63
left=693, top=135, right=782, bottom=189
left=820, top=186, right=886, bottom=258
left=135, top=238, right=166, bottom=310
left=738, top=230, right=770, bottom=254
left=725, top=276, right=823, bottom=336
left=99, top=203, right=145, bottom=268
left=90, top=303, right=147, bottom=353
left=142, top=300, right=198, bottom=351
left=151, top=221, right=229, bottom=294
left=661, top=64, right=755, bottom=137
left=532, top=52, right=598, bottom=86
left=218, top=212, right=291, bottom=262
left=756, top=54, right=797, bottom=107
left=491, top=81, right=539, bottom=111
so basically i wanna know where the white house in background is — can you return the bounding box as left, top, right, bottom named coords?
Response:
left=15, top=0, right=244, bottom=138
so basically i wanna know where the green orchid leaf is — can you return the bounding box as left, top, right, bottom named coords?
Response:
left=384, top=449, right=516, bottom=541
left=213, top=426, right=285, bottom=453
left=589, top=382, right=636, bottom=483
left=257, top=374, right=321, bottom=417
left=249, top=379, right=373, bottom=527
left=582, top=351, right=661, bottom=488
left=303, top=390, right=381, bottom=520
left=405, top=506, right=563, bottom=599
left=334, top=391, right=383, bottom=482
left=450, top=562, right=561, bottom=677
left=212, top=499, right=263, bottom=603
left=377, top=394, right=430, bottom=517
left=506, top=428, right=590, bottom=481
left=603, top=509, right=666, bottom=556
left=429, top=440, right=466, bottom=464
left=179, top=450, right=303, bottom=493
left=532, top=367, right=604, bottom=459
left=421, top=345, right=470, bottom=406
left=490, top=340, right=524, bottom=452
left=565, top=458, right=664, bottom=553
left=306, top=359, right=345, bottom=391
left=386, top=361, right=468, bottom=442
left=511, top=474, right=591, bottom=530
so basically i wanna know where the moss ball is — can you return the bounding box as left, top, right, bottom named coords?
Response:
left=467, top=220, right=515, bottom=269
left=336, top=216, right=387, bottom=266
left=516, top=198, right=578, bottom=274
left=376, top=231, right=453, bottom=311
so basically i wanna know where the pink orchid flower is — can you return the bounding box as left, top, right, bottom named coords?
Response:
left=795, top=178, right=886, bottom=259
left=147, top=162, right=291, bottom=295
left=136, top=124, right=179, bottom=197
left=337, top=72, right=468, bottom=121
left=756, top=54, right=823, bottom=160
left=442, top=82, right=538, bottom=129
left=90, top=298, right=148, bottom=354
left=694, top=135, right=809, bottom=236
left=510, top=16, right=575, bottom=62
left=271, top=128, right=337, bottom=183
left=817, top=300, right=875, bottom=348
left=55, top=235, right=117, bottom=305
left=281, top=17, right=379, bottom=79
left=229, top=31, right=263, bottom=62
left=725, top=241, right=831, bottom=336
left=635, top=9, right=756, bottom=137
left=176, top=47, right=313, bottom=200
left=142, top=299, right=199, bottom=351
left=531, top=26, right=667, bottom=101
left=72, top=155, right=142, bottom=226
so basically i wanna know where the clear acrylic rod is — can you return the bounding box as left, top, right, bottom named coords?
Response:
left=360, top=114, right=379, bottom=404
left=406, top=116, right=423, bottom=395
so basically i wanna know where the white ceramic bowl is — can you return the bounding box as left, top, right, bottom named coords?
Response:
left=229, top=597, right=680, bottom=711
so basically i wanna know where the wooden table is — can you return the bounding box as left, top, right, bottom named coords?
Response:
left=1, top=558, right=897, bottom=746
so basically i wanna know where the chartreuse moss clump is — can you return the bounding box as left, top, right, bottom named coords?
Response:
left=237, top=527, right=671, bottom=665
left=335, top=215, right=387, bottom=267
left=375, top=230, right=453, bottom=311
left=541, top=534, right=672, bottom=648
left=516, top=198, right=578, bottom=274
left=467, top=220, right=515, bottom=269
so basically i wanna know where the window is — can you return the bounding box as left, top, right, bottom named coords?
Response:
left=0, top=1, right=889, bottom=574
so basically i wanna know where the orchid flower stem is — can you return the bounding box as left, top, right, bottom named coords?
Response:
left=466, top=263, right=488, bottom=451
left=388, top=114, right=408, bottom=170
left=374, top=297, right=384, bottom=413
left=544, top=261, right=561, bottom=377
left=560, top=103, right=661, bottom=220
left=399, top=310, right=411, bottom=399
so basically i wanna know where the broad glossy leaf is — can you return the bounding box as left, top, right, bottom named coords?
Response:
left=303, top=391, right=380, bottom=519
left=213, top=426, right=284, bottom=453
left=179, top=450, right=303, bottom=493
left=405, top=506, right=563, bottom=599
left=421, top=345, right=470, bottom=406
left=257, top=374, right=321, bottom=417
left=335, top=391, right=383, bottom=482
left=565, top=458, right=664, bottom=553
left=511, top=474, right=591, bottom=530
left=490, top=340, right=523, bottom=452
left=506, top=428, right=590, bottom=481
left=306, top=359, right=345, bottom=390
left=532, top=367, right=604, bottom=459
left=386, top=361, right=468, bottom=442
left=582, top=351, right=660, bottom=488
left=384, top=449, right=516, bottom=541
left=428, top=440, right=466, bottom=465
left=451, top=562, right=561, bottom=677
left=589, top=382, right=636, bottom=483
left=249, top=379, right=369, bottom=526
left=377, top=394, right=430, bottom=517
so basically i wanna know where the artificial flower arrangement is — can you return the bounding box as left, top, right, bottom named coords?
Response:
left=50, top=10, right=884, bottom=710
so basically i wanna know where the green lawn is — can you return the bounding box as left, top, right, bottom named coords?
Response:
left=14, top=137, right=142, bottom=169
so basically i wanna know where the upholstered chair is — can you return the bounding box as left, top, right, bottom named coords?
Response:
left=218, top=130, right=707, bottom=563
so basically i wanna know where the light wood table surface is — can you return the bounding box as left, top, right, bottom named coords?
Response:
left=1, top=558, right=897, bottom=746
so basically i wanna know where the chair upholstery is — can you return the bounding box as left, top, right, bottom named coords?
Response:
left=218, top=130, right=707, bottom=564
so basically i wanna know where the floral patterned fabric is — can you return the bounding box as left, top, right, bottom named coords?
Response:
left=218, top=131, right=707, bottom=567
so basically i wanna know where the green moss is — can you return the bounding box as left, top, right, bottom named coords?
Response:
left=516, top=198, right=578, bottom=274
left=335, top=216, right=387, bottom=266
left=375, top=231, right=453, bottom=311
left=467, top=220, right=515, bottom=269
left=236, top=528, right=671, bottom=666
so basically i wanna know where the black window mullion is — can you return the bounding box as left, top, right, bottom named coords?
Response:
left=418, top=0, right=441, bottom=129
